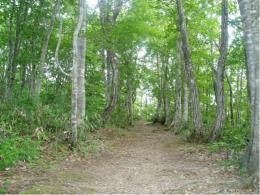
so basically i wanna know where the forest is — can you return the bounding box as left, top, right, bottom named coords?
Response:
left=0, top=0, right=259, bottom=193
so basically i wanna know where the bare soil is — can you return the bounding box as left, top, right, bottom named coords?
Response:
left=4, top=121, right=258, bottom=194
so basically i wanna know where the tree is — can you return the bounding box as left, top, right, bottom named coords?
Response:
left=211, top=0, right=229, bottom=140
left=71, top=0, right=87, bottom=145
left=170, top=38, right=182, bottom=132
left=238, top=0, right=259, bottom=178
left=162, top=54, right=170, bottom=126
left=176, top=0, right=203, bottom=137
left=98, top=0, right=124, bottom=122
left=5, top=0, right=30, bottom=100
left=34, top=0, right=60, bottom=101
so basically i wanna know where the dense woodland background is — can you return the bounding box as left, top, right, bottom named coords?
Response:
left=0, top=0, right=259, bottom=187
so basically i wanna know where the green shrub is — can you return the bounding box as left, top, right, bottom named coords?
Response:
left=0, top=134, right=41, bottom=171
left=209, top=125, right=250, bottom=153
left=208, top=125, right=250, bottom=166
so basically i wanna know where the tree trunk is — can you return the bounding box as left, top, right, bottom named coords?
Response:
left=155, top=97, right=162, bottom=123
left=162, top=57, right=170, bottom=126
left=154, top=54, right=163, bottom=123
left=35, top=0, right=60, bottom=101
left=126, top=76, right=133, bottom=125
left=212, top=0, right=229, bottom=140
left=19, top=63, right=27, bottom=96
left=171, top=39, right=182, bottom=132
left=29, top=35, right=36, bottom=98
left=5, top=0, right=15, bottom=100
left=103, top=60, right=119, bottom=121
left=225, top=72, right=234, bottom=128
left=71, top=0, right=87, bottom=145
left=238, top=0, right=259, bottom=178
left=183, top=80, right=189, bottom=126
left=99, top=0, right=123, bottom=122
left=236, top=69, right=244, bottom=126
left=5, top=1, right=29, bottom=100
left=176, top=0, right=203, bottom=137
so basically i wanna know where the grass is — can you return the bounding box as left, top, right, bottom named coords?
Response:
left=0, top=135, right=41, bottom=171
left=0, top=179, right=9, bottom=194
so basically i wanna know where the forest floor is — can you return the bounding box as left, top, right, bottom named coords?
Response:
left=3, top=121, right=258, bottom=194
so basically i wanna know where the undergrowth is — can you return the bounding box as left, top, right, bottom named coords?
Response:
left=208, top=125, right=250, bottom=167
left=176, top=122, right=250, bottom=171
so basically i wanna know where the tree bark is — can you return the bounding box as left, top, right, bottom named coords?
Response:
left=99, top=0, right=123, bottom=122
left=55, top=4, right=70, bottom=77
left=212, top=0, right=229, bottom=140
left=162, top=56, right=170, bottom=126
left=35, top=0, right=60, bottom=101
left=126, top=75, right=133, bottom=125
left=225, top=72, right=234, bottom=128
left=171, top=39, right=182, bottom=132
left=19, top=63, right=27, bottom=96
left=235, top=69, right=244, bottom=126
left=71, top=0, right=87, bottom=145
left=238, top=0, right=259, bottom=178
left=182, top=80, right=189, bottom=126
left=5, top=1, right=29, bottom=100
left=176, top=0, right=203, bottom=137
left=154, top=54, right=163, bottom=123
left=29, top=35, right=36, bottom=98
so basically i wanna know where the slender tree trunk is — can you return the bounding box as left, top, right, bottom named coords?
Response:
left=99, top=0, right=111, bottom=107
left=29, top=37, right=36, bottom=98
left=19, top=64, right=27, bottom=96
left=183, top=80, right=189, bottom=126
left=101, top=50, right=110, bottom=106
left=126, top=76, right=133, bottom=125
left=35, top=0, right=59, bottom=101
left=155, top=97, right=162, bottom=122
left=5, top=0, right=15, bottom=100
left=154, top=54, right=162, bottom=122
left=171, top=39, right=182, bottom=132
left=162, top=57, right=170, bottom=126
left=102, top=55, right=119, bottom=121
left=54, top=4, right=70, bottom=78
left=71, top=0, right=87, bottom=145
left=236, top=69, right=244, bottom=126
left=212, top=0, right=229, bottom=140
left=225, top=72, right=234, bottom=128
left=5, top=1, right=29, bottom=99
left=99, top=0, right=123, bottom=122
left=176, top=0, right=203, bottom=137
left=238, top=0, right=259, bottom=178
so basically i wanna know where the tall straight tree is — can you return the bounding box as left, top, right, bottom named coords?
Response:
left=71, top=0, right=87, bottom=145
left=154, top=54, right=163, bottom=123
left=238, top=0, right=259, bottom=178
left=170, top=39, right=182, bottom=132
left=162, top=55, right=170, bottom=126
left=212, top=0, right=229, bottom=140
left=176, top=0, right=203, bottom=137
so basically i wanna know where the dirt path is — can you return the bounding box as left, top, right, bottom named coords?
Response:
left=7, top=122, right=257, bottom=193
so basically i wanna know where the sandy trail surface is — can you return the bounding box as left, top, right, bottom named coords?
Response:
left=6, top=121, right=257, bottom=194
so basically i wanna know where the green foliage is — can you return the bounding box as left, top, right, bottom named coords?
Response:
left=0, top=134, right=41, bottom=171
left=208, top=125, right=250, bottom=167
left=209, top=125, right=250, bottom=153
left=139, top=103, right=157, bottom=122
left=0, top=179, right=9, bottom=194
